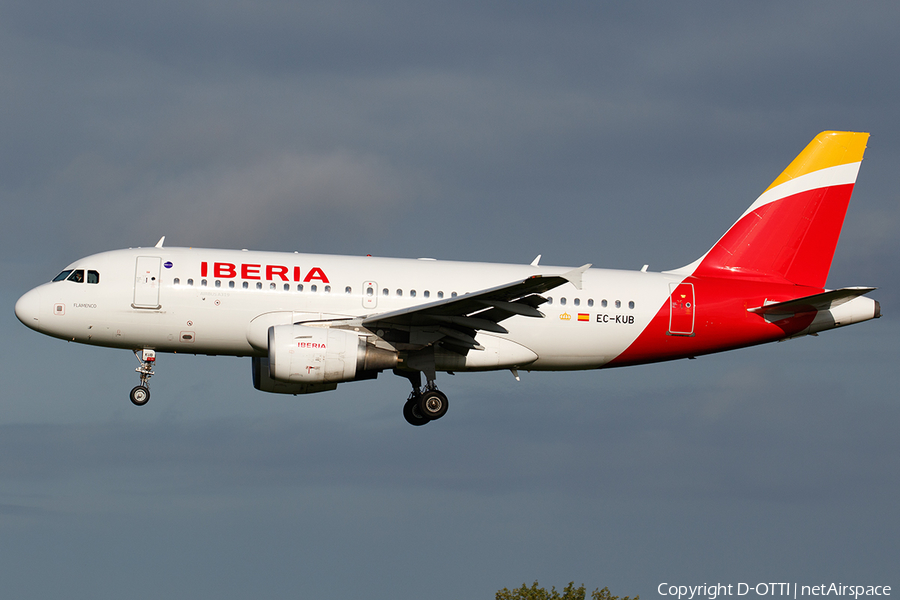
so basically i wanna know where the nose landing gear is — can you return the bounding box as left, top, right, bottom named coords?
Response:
left=130, top=349, right=155, bottom=406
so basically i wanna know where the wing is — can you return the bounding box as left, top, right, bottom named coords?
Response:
left=361, top=264, right=591, bottom=355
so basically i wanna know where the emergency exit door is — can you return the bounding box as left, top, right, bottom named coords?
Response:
left=133, top=256, right=162, bottom=309
left=668, top=282, right=695, bottom=336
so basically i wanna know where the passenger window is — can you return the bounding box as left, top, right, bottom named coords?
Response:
left=229, top=281, right=236, bottom=289
left=601, top=299, right=608, bottom=308
left=285, top=284, right=290, bottom=291
left=547, top=297, right=553, bottom=305
left=215, top=280, right=221, bottom=288
left=270, top=282, right=276, bottom=290
left=311, top=285, right=318, bottom=292
left=53, top=270, right=73, bottom=282
left=297, top=284, right=303, bottom=292
left=588, top=299, right=594, bottom=307
left=396, top=289, right=402, bottom=297
left=438, top=291, right=444, bottom=299
left=382, top=288, right=389, bottom=296
left=187, top=279, right=194, bottom=286
left=347, top=287, right=353, bottom=294
left=410, top=290, right=417, bottom=298
left=560, top=297, right=567, bottom=306
left=256, top=282, right=262, bottom=290
left=67, top=270, right=85, bottom=283
left=424, top=291, right=430, bottom=298
left=174, top=278, right=180, bottom=285
left=629, top=301, right=635, bottom=309
left=87, top=270, right=100, bottom=284
left=324, top=285, right=331, bottom=293
left=201, top=279, right=207, bottom=287
left=615, top=300, right=621, bottom=308
left=451, top=292, right=457, bottom=298
left=573, top=298, right=580, bottom=306
left=243, top=282, right=249, bottom=289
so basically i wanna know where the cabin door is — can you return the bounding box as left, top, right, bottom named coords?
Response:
left=134, top=256, right=162, bottom=309
left=668, top=282, right=695, bottom=336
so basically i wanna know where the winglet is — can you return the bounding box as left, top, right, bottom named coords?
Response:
left=531, top=255, right=542, bottom=267
left=561, top=264, right=591, bottom=290
left=155, top=236, right=166, bottom=248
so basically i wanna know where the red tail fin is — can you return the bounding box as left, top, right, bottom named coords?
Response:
left=685, top=131, right=868, bottom=288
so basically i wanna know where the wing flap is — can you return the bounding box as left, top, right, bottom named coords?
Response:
left=430, top=315, right=509, bottom=334
left=474, top=299, right=543, bottom=318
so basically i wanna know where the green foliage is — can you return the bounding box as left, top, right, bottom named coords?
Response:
left=495, top=581, right=639, bottom=600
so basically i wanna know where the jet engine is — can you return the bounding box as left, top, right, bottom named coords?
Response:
left=253, top=324, right=397, bottom=394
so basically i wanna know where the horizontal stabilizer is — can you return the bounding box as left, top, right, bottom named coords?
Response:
left=748, top=287, right=876, bottom=317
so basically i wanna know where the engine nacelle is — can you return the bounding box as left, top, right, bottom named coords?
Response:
left=267, top=324, right=397, bottom=385
left=252, top=356, right=338, bottom=395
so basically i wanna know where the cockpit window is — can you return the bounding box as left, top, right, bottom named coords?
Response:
left=87, top=270, right=100, bottom=284
left=66, top=270, right=85, bottom=283
left=53, top=270, right=73, bottom=282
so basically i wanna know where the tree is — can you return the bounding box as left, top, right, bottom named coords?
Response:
left=495, top=581, right=639, bottom=600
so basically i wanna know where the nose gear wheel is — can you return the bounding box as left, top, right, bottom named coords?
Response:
left=130, top=385, right=150, bottom=406
left=131, top=349, right=156, bottom=406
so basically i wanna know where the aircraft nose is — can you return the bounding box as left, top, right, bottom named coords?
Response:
left=15, top=287, right=43, bottom=330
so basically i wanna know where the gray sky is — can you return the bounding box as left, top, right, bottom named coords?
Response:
left=2, top=2, right=898, bottom=599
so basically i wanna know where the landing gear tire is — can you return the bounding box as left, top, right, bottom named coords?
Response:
left=403, top=395, right=430, bottom=426
left=418, top=390, right=448, bottom=421
left=130, top=385, right=150, bottom=406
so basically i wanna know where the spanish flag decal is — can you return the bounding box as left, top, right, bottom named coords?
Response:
left=577, top=313, right=590, bottom=322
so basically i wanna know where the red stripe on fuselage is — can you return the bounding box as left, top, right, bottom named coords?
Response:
left=608, top=277, right=821, bottom=367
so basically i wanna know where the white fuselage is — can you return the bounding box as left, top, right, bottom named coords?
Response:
left=16, top=247, right=676, bottom=371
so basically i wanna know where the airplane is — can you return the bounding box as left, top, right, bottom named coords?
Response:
left=15, top=131, right=881, bottom=425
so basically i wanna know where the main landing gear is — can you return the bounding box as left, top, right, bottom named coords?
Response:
left=130, top=349, right=155, bottom=406
left=399, top=370, right=449, bottom=426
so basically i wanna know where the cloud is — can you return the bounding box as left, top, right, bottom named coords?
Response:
left=26, top=147, right=433, bottom=255
left=139, top=151, right=428, bottom=247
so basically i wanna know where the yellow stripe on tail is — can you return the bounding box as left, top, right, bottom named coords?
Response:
left=765, top=131, right=868, bottom=193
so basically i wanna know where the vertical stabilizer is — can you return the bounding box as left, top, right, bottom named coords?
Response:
left=684, top=131, right=868, bottom=288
